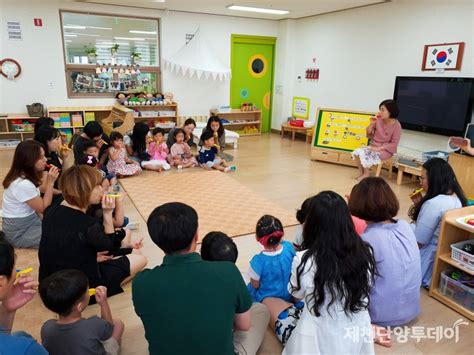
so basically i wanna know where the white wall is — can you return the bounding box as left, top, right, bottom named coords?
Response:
left=272, top=0, right=474, bottom=153
left=0, top=0, right=278, bottom=115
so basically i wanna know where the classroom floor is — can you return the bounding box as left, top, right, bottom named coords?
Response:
left=3, top=133, right=473, bottom=354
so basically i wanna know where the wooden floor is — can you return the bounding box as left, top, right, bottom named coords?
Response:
left=3, top=133, right=473, bottom=354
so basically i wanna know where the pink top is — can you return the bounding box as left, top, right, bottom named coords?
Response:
left=170, top=142, right=191, bottom=159
left=368, top=119, right=402, bottom=161
left=148, top=141, right=169, bottom=161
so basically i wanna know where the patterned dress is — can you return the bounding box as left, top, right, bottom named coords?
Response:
left=106, top=147, right=142, bottom=176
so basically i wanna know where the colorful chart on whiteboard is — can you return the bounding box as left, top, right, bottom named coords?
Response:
left=314, top=109, right=373, bottom=152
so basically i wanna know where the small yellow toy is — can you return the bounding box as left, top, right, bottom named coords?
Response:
left=16, top=267, right=33, bottom=278
left=409, top=188, right=424, bottom=198
left=88, top=288, right=96, bottom=296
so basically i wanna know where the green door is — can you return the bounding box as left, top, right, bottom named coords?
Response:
left=231, top=35, right=276, bottom=133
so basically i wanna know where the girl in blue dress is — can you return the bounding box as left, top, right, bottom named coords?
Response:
left=247, top=215, right=296, bottom=302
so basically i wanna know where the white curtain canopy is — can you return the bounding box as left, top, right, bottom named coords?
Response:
left=162, top=29, right=231, bottom=82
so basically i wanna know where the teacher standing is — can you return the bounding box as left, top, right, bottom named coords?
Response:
left=352, top=100, right=402, bottom=181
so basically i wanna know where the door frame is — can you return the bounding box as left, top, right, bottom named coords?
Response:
left=230, top=34, right=277, bottom=133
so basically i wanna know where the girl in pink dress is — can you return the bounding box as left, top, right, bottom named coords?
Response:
left=352, top=100, right=402, bottom=181
left=106, top=132, right=142, bottom=177
left=170, top=128, right=197, bottom=169
left=142, top=127, right=171, bottom=172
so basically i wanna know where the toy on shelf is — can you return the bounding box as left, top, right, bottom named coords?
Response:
left=10, top=120, right=35, bottom=132
left=240, top=103, right=255, bottom=111
left=117, top=92, right=174, bottom=106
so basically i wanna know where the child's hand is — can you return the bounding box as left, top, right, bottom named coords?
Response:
left=131, top=237, right=144, bottom=249
left=97, top=139, right=107, bottom=149
left=97, top=251, right=113, bottom=263
left=102, top=194, right=115, bottom=212
left=2, top=275, right=38, bottom=312
left=94, top=286, right=108, bottom=305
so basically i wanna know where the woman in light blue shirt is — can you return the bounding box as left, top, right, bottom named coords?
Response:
left=349, top=177, right=421, bottom=329
left=409, top=158, right=467, bottom=288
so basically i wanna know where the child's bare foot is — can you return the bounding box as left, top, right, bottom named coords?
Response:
left=353, top=173, right=363, bottom=180
left=356, top=173, right=370, bottom=182
left=373, top=325, right=392, bottom=347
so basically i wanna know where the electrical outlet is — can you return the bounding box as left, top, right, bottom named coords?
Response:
left=49, top=82, right=54, bottom=89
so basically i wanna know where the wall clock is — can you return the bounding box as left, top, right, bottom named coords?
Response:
left=0, top=58, right=22, bottom=79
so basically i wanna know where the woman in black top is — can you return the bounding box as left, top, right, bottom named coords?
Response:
left=38, top=165, right=147, bottom=299
left=34, top=126, right=68, bottom=199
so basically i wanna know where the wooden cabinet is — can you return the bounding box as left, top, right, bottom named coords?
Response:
left=449, top=153, right=474, bottom=198
left=430, top=206, right=474, bottom=321
left=124, top=103, right=178, bottom=131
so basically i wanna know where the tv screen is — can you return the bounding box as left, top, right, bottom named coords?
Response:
left=393, top=76, right=474, bottom=136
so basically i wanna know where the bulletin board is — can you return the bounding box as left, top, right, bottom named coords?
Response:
left=313, top=108, right=374, bottom=152
left=292, top=97, right=310, bottom=119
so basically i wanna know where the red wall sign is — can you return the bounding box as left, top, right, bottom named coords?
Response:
left=34, top=18, right=43, bottom=27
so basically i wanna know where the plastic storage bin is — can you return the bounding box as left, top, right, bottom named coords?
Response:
left=451, top=240, right=474, bottom=271
left=439, top=270, right=474, bottom=311
left=422, top=150, right=448, bottom=163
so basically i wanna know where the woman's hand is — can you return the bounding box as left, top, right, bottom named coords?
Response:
left=97, top=251, right=113, bottom=263
left=97, top=139, right=107, bottom=149
left=47, top=165, right=60, bottom=183
left=101, top=194, right=115, bottom=213
left=2, top=275, right=38, bottom=312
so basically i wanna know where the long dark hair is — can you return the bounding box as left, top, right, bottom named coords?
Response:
left=293, top=191, right=376, bottom=317
left=3, top=140, right=44, bottom=188
left=34, top=125, right=60, bottom=158
left=131, top=122, right=149, bottom=155
left=206, top=115, right=224, bottom=137
left=411, top=158, right=467, bottom=221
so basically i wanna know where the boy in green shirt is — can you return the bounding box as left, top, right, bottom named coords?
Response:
left=132, top=202, right=253, bottom=355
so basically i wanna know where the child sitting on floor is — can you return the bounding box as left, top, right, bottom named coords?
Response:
left=201, top=231, right=238, bottom=263
left=293, top=197, right=311, bottom=250
left=170, top=128, right=197, bottom=169
left=198, top=130, right=235, bottom=172
left=107, top=132, right=142, bottom=177
left=82, top=140, right=117, bottom=189
left=141, top=127, right=171, bottom=172
left=39, top=269, right=124, bottom=355
left=247, top=215, right=296, bottom=302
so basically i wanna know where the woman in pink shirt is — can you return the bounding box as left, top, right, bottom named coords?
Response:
left=352, top=100, right=402, bottom=181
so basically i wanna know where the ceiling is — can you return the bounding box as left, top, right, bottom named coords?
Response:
left=75, top=0, right=390, bottom=20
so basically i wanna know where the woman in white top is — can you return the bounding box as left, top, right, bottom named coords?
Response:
left=263, top=191, right=376, bottom=355
left=2, top=140, right=59, bottom=248
left=409, top=158, right=467, bottom=288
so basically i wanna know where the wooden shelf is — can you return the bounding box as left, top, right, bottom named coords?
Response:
left=224, top=121, right=260, bottom=126
left=125, top=104, right=177, bottom=108
left=216, top=109, right=261, bottom=115
left=238, top=133, right=261, bottom=137
left=430, top=206, right=474, bottom=321
left=431, top=288, right=474, bottom=321
left=439, top=253, right=474, bottom=275
left=0, top=116, right=37, bottom=120
left=134, top=116, right=177, bottom=119
left=48, top=106, right=112, bottom=112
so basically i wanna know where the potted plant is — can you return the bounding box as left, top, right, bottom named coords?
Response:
left=110, top=43, right=120, bottom=56
left=131, top=51, right=141, bottom=65
left=84, top=45, right=97, bottom=64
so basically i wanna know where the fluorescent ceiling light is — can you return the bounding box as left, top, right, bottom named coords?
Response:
left=64, top=25, right=86, bottom=29
left=227, top=5, right=289, bottom=15
left=87, top=26, right=112, bottom=30
left=68, top=32, right=100, bottom=37
left=114, top=36, right=145, bottom=41
left=129, top=30, right=157, bottom=35
left=64, top=34, right=77, bottom=37
left=65, top=40, right=72, bottom=43
left=65, top=24, right=112, bottom=30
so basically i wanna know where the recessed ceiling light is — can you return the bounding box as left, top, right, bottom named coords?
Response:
left=114, top=36, right=145, bottom=41
left=129, top=30, right=157, bottom=35
left=227, top=5, right=289, bottom=15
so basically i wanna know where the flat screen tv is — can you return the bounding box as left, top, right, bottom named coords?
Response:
left=393, top=76, right=474, bottom=136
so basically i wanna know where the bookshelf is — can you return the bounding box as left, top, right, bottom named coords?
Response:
left=430, top=206, right=474, bottom=321
left=122, top=103, right=178, bottom=130
left=213, top=109, right=261, bottom=136
left=0, top=114, right=36, bottom=147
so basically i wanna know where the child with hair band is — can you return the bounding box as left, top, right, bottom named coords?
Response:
left=170, top=128, right=197, bottom=169
left=107, top=132, right=142, bottom=177
left=247, top=215, right=296, bottom=303
left=39, top=269, right=124, bottom=355
left=82, top=140, right=117, bottom=190
left=198, top=130, right=235, bottom=172
left=141, top=127, right=171, bottom=172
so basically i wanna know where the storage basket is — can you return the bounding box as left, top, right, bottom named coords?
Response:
left=439, top=270, right=474, bottom=311
left=451, top=240, right=474, bottom=271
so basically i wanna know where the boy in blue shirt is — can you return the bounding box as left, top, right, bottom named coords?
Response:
left=198, top=130, right=235, bottom=172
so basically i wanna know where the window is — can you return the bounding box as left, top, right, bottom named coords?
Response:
left=60, top=11, right=160, bottom=98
